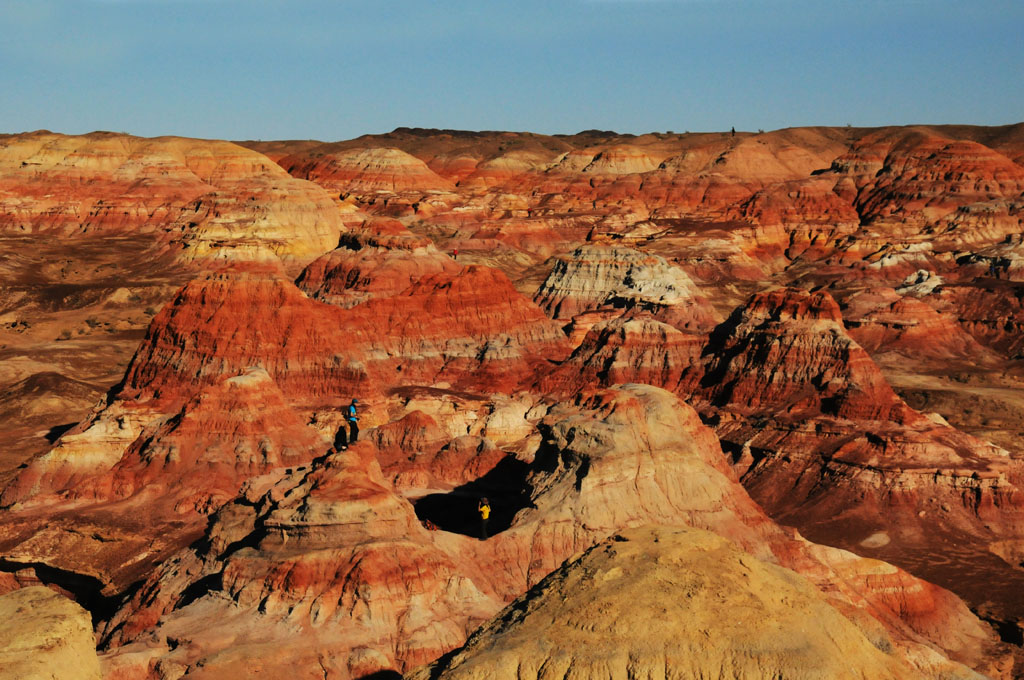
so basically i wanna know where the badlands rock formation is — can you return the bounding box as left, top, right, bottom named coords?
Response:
left=412, top=527, right=958, bottom=680
left=532, top=244, right=718, bottom=332
left=0, top=131, right=347, bottom=473
left=91, top=385, right=1001, bottom=679
left=0, top=131, right=345, bottom=263
left=2, top=123, right=1024, bottom=678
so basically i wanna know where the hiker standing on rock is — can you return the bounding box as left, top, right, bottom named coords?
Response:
left=478, top=497, right=491, bottom=540
left=347, top=398, right=360, bottom=443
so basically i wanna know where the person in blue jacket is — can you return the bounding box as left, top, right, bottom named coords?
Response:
left=347, top=398, right=360, bottom=443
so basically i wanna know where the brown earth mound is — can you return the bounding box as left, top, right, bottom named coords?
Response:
left=411, top=526, right=976, bottom=680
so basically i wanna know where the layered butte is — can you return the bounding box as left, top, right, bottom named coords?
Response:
left=0, top=131, right=348, bottom=474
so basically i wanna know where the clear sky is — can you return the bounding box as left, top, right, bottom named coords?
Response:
left=1, top=0, right=1022, bottom=141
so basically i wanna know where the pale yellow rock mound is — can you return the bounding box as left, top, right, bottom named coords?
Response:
left=0, top=586, right=101, bottom=680
left=411, top=526, right=960, bottom=680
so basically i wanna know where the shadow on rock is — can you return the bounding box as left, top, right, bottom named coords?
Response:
left=413, top=455, right=532, bottom=538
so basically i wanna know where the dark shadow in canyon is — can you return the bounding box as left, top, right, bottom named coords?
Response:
left=413, top=455, right=533, bottom=538
left=45, top=422, right=78, bottom=444
left=0, top=559, right=124, bottom=627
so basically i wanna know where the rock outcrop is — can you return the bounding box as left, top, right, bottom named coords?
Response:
left=278, top=146, right=455, bottom=195
left=0, top=247, right=570, bottom=596
left=295, top=223, right=459, bottom=308
left=0, top=131, right=345, bottom=268
left=0, top=586, right=102, bottom=680
left=533, top=244, right=718, bottom=333
left=117, top=258, right=569, bottom=408
left=829, top=129, right=1024, bottom=236
left=94, top=384, right=1002, bottom=679
left=530, top=281, right=1024, bottom=641
left=411, top=527, right=969, bottom=680
left=843, top=286, right=997, bottom=362
left=0, top=131, right=350, bottom=475
left=689, top=288, right=1024, bottom=637
left=539, top=316, right=704, bottom=394
left=99, top=443, right=500, bottom=680
left=699, top=287, right=911, bottom=422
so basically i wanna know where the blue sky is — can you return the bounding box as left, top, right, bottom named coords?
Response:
left=1, top=0, right=1021, bottom=140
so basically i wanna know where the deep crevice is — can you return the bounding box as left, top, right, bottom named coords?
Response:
left=44, top=422, right=78, bottom=444
left=0, top=559, right=125, bottom=627
left=175, top=572, right=223, bottom=610
left=413, top=456, right=533, bottom=538
left=981, top=614, right=1024, bottom=646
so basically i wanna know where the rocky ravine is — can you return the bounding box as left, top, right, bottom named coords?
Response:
left=1, top=124, right=1024, bottom=678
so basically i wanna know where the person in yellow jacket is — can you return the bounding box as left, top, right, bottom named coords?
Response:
left=477, top=497, right=491, bottom=540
